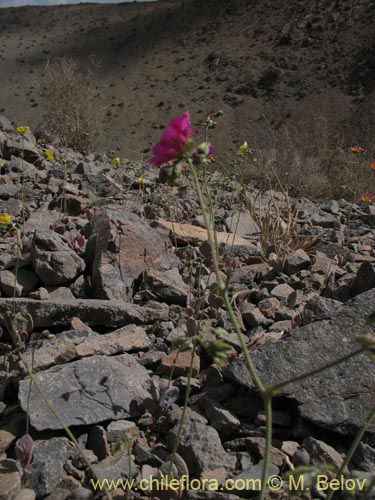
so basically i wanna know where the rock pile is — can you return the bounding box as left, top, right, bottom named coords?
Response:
left=0, top=117, right=375, bottom=499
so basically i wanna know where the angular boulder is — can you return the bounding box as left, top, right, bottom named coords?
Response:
left=88, top=207, right=179, bottom=300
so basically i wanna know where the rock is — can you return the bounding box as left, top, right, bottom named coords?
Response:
left=245, top=437, right=287, bottom=467
left=24, top=210, right=61, bottom=234
left=157, top=219, right=259, bottom=251
left=106, top=420, right=139, bottom=443
left=30, top=231, right=85, bottom=285
left=91, top=452, right=137, bottom=482
left=89, top=207, right=179, bottom=300
left=270, top=283, right=295, bottom=300
left=0, top=429, right=16, bottom=454
left=159, top=349, right=200, bottom=378
left=168, top=408, right=234, bottom=477
left=352, top=261, right=375, bottom=296
left=302, top=437, right=344, bottom=470
left=48, top=286, right=76, bottom=300
left=0, top=270, right=23, bottom=297
left=226, top=288, right=375, bottom=444
left=292, top=448, right=310, bottom=466
left=303, top=296, right=343, bottom=323
left=87, top=426, right=110, bottom=461
left=283, top=249, right=310, bottom=275
left=268, top=320, right=292, bottom=332
left=144, top=268, right=189, bottom=305
left=281, top=441, right=300, bottom=457
left=224, top=212, right=261, bottom=238
left=226, top=460, right=279, bottom=498
left=240, top=302, right=271, bottom=329
left=19, top=354, right=153, bottom=430
left=199, top=397, right=240, bottom=439
left=0, top=458, right=21, bottom=500
left=48, top=194, right=90, bottom=216
left=311, top=212, right=340, bottom=228
left=14, top=489, right=36, bottom=500
left=2, top=128, right=41, bottom=164
left=257, top=297, right=279, bottom=319
left=70, top=317, right=93, bottom=333
left=353, top=442, right=375, bottom=472
left=23, top=438, right=71, bottom=497
left=69, top=486, right=93, bottom=500
left=0, top=298, right=168, bottom=328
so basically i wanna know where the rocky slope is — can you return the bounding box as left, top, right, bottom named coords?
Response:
left=0, top=0, right=375, bottom=159
left=0, top=117, right=375, bottom=499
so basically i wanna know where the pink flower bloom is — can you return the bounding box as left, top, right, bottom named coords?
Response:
left=149, top=111, right=191, bottom=165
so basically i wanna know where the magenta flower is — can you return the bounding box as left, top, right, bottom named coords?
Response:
left=149, top=111, right=191, bottom=165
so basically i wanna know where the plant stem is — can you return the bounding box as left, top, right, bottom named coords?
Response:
left=189, top=161, right=271, bottom=500
left=167, top=339, right=197, bottom=479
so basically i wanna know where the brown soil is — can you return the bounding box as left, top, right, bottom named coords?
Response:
left=1, top=0, right=375, bottom=161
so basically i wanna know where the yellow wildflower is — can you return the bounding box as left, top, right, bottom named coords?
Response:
left=16, top=126, right=29, bottom=135
left=237, top=141, right=249, bottom=155
left=111, top=157, right=121, bottom=166
left=44, top=148, right=54, bottom=160
left=252, top=157, right=257, bottom=163
left=0, top=213, right=11, bottom=225
left=138, top=176, right=146, bottom=183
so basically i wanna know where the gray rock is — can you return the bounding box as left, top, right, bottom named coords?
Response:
left=91, top=452, right=137, bottom=482
left=69, top=487, right=93, bottom=500
left=23, top=438, right=71, bottom=497
left=0, top=297, right=168, bottom=328
left=311, top=212, right=340, bottom=228
left=352, top=261, right=375, bottom=296
left=19, top=354, right=152, bottom=430
left=283, top=248, right=310, bottom=275
left=168, top=408, right=235, bottom=476
left=302, top=437, right=344, bottom=469
left=240, top=302, right=271, bottom=329
left=226, top=460, right=279, bottom=498
left=30, top=231, right=85, bottom=285
left=144, top=268, right=189, bottom=305
left=352, top=442, right=375, bottom=472
left=47, top=286, right=76, bottom=300
left=89, top=207, right=179, bottom=300
left=224, top=212, right=261, bottom=238
left=14, top=489, right=36, bottom=500
left=270, top=283, right=295, bottom=300
left=106, top=420, right=139, bottom=443
left=199, top=397, right=240, bottom=439
left=20, top=324, right=150, bottom=372
left=24, top=210, right=61, bottom=234
left=0, top=459, right=21, bottom=500
left=303, top=296, right=343, bottom=323
left=257, top=297, right=279, bottom=319
left=226, top=288, right=375, bottom=444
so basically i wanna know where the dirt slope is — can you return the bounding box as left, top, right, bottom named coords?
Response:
left=0, top=0, right=375, bottom=159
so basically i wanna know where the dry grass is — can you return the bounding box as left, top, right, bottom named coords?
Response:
left=229, top=115, right=375, bottom=202
left=37, top=57, right=105, bottom=153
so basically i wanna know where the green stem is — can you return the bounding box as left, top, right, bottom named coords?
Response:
left=167, top=340, right=197, bottom=479
left=260, top=395, right=272, bottom=500
left=189, top=161, right=270, bottom=500
left=269, top=348, right=365, bottom=394
left=326, top=402, right=375, bottom=500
